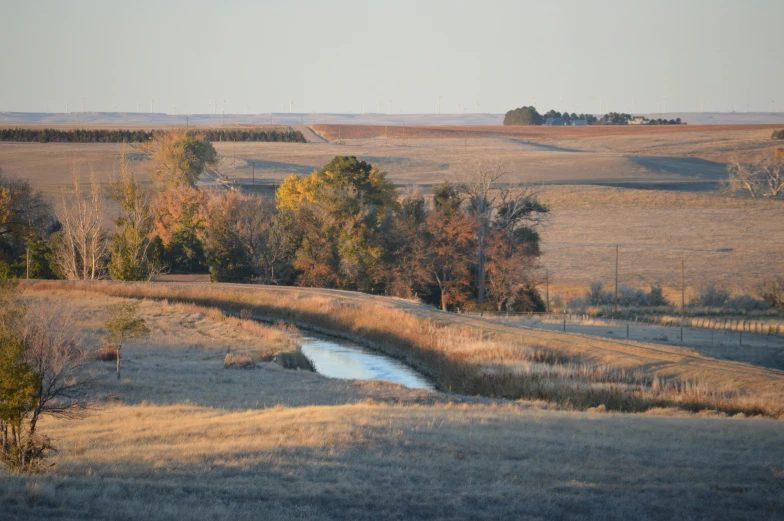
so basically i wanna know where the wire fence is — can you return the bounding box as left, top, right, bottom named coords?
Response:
left=461, top=310, right=784, bottom=339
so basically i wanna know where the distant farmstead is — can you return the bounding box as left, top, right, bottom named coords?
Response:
left=570, top=119, right=588, bottom=126
left=629, top=116, right=647, bottom=125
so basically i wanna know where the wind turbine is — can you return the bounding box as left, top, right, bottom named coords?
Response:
left=136, top=102, right=140, bottom=113
left=388, top=98, right=391, bottom=115
left=150, top=98, right=155, bottom=113
left=289, top=100, right=294, bottom=113
left=65, top=101, right=69, bottom=114
left=660, top=96, right=667, bottom=114
left=437, top=95, right=441, bottom=114
left=476, top=100, right=479, bottom=113
left=81, top=96, right=84, bottom=113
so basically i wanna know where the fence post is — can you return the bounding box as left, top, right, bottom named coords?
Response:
left=563, top=318, right=566, bottom=332
left=627, top=323, right=630, bottom=339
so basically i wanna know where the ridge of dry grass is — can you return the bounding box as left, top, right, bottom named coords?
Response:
left=23, top=281, right=784, bottom=418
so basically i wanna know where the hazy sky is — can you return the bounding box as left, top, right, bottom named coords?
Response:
left=2, top=0, right=781, bottom=115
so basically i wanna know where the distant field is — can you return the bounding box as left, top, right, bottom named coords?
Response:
left=537, top=186, right=784, bottom=292
left=311, top=122, right=784, bottom=141
left=1, top=124, right=781, bottom=292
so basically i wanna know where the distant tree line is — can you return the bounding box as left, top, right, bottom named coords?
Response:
left=645, top=118, right=682, bottom=125
left=504, top=106, right=682, bottom=126
left=0, top=131, right=550, bottom=312
left=199, top=129, right=306, bottom=143
left=0, top=128, right=306, bottom=143
left=541, top=110, right=598, bottom=125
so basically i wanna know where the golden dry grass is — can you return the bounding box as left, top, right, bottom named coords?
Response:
left=22, top=281, right=784, bottom=418
left=2, top=290, right=783, bottom=520
left=3, top=402, right=783, bottom=521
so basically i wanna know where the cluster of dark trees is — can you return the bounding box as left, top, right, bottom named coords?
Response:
left=542, top=110, right=598, bottom=125
left=504, top=106, right=684, bottom=126
left=0, top=130, right=550, bottom=312
left=0, top=128, right=155, bottom=143
left=0, top=127, right=306, bottom=144
left=646, top=118, right=682, bottom=125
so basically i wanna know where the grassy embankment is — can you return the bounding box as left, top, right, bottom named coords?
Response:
left=23, top=281, right=784, bottom=418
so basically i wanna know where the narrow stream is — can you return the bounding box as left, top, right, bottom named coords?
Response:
left=300, top=333, right=435, bottom=391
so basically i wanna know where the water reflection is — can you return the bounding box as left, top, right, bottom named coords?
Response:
left=300, top=334, right=434, bottom=391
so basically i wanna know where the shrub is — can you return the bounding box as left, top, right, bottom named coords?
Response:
left=727, top=295, right=769, bottom=312
left=771, top=129, right=784, bottom=140
left=224, top=353, right=255, bottom=369
left=648, top=286, right=669, bottom=307
left=272, top=349, right=314, bottom=371
left=691, top=287, right=730, bottom=308
left=92, top=345, right=118, bottom=361
left=759, top=276, right=784, bottom=309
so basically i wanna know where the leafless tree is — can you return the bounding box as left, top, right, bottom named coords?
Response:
left=54, top=167, right=108, bottom=279
left=725, top=151, right=784, bottom=199
left=459, top=156, right=548, bottom=303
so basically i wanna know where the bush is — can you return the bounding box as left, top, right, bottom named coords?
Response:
left=771, top=129, right=784, bottom=140
left=92, top=345, right=118, bottom=361
left=570, top=283, right=670, bottom=310
left=648, top=286, right=668, bottom=307
left=224, top=352, right=255, bottom=369
left=272, top=349, right=314, bottom=371
left=759, top=276, right=784, bottom=309
left=727, top=295, right=769, bottom=312
left=691, top=287, right=730, bottom=307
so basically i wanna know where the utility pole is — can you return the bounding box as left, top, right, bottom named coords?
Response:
left=545, top=269, right=550, bottom=313
left=681, top=258, right=686, bottom=343
left=614, top=245, right=619, bottom=315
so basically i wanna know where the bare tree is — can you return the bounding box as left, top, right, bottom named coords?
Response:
left=459, top=156, right=548, bottom=303
left=725, top=151, right=784, bottom=199
left=54, top=167, right=108, bottom=280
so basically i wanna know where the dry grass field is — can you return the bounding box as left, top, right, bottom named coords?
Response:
left=2, top=287, right=783, bottom=520
left=2, top=123, right=781, bottom=292
left=22, top=281, right=784, bottom=417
